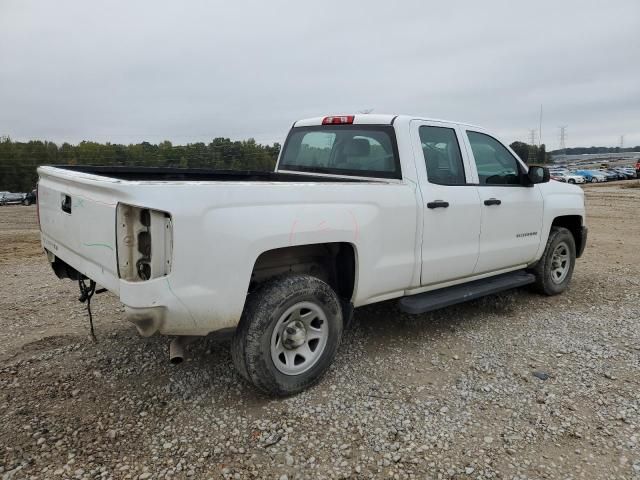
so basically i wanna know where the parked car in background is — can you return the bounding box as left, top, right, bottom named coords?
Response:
left=575, top=170, right=606, bottom=183
left=23, top=189, right=37, bottom=205
left=636, top=160, right=640, bottom=176
left=555, top=172, right=586, bottom=184
left=609, top=168, right=633, bottom=180
left=0, top=192, right=26, bottom=205
left=614, top=167, right=637, bottom=179
left=599, top=169, right=622, bottom=181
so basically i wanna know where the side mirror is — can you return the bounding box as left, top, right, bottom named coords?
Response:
left=527, top=166, right=550, bottom=185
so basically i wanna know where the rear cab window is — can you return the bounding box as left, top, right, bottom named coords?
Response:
left=278, top=125, right=401, bottom=179
left=420, top=126, right=466, bottom=185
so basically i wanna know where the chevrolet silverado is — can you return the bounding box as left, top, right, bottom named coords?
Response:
left=37, top=114, right=587, bottom=395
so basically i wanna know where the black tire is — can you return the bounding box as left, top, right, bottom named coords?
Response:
left=589, top=177, right=596, bottom=183
left=529, top=226, right=576, bottom=295
left=231, top=274, right=343, bottom=396
left=568, top=179, right=575, bottom=184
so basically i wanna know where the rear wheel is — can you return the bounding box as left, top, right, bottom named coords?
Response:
left=530, top=227, right=576, bottom=295
left=231, top=274, right=343, bottom=396
left=568, top=178, right=575, bottom=184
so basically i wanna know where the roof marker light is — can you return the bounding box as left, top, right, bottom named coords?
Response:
left=322, top=115, right=354, bottom=125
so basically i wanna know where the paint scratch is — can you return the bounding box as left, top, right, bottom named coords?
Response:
left=83, top=242, right=114, bottom=251
left=165, top=278, right=198, bottom=326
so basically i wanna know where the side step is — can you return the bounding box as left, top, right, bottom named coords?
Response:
left=398, top=270, right=535, bottom=315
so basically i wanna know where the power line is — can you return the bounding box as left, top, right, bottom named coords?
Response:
left=558, top=126, right=567, bottom=152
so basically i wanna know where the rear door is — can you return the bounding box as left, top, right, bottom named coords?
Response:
left=411, top=120, right=481, bottom=286
left=461, top=130, right=544, bottom=274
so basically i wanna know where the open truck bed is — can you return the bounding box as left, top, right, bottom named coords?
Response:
left=50, top=165, right=361, bottom=182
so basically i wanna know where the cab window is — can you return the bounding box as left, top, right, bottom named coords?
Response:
left=419, top=126, right=466, bottom=185
left=467, top=131, right=521, bottom=185
left=279, top=126, right=400, bottom=179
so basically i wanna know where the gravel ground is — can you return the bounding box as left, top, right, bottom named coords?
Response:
left=1, top=181, right=639, bottom=480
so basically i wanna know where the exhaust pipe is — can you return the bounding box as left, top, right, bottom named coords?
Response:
left=169, top=336, right=199, bottom=364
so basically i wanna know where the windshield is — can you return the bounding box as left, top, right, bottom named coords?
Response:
left=278, top=125, right=401, bottom=179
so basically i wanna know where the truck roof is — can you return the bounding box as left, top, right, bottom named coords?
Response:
left=293, top=114, right=482, bottom=129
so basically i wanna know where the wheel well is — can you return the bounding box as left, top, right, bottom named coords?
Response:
left=250, top=243, right=356, bottom=300
left=551, top=215, right=584, bottom=257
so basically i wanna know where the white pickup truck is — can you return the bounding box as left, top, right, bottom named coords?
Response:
left=37, top=114, right=587, bottom=395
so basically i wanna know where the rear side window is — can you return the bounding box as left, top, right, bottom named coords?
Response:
left=279, top=126, right=401, bottom=179
left=419, top=126, right=466, bottom=185
left=467, top=131, right=521, bottom=185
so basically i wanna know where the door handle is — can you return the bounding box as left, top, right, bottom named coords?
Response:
left=484, top=198, right=501, bottom=206
left=427, top=200, right=449, bottom=209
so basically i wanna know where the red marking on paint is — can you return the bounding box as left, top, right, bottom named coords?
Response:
left=289, top=219, right=299, bottom=245
left=347, top=210, right=359, bottom=241
left=317, top=220, right=332, bottom=232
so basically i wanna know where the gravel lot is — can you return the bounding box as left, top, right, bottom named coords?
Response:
left=1, top=182, right=639, bottom=480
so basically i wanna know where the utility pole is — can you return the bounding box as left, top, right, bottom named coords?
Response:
left=528, top=129, right=537, bottom=163
left=619, top=135, right=624, bottom=149
left=559, top=126, right=567, bottom=154
left=538, top=104, right=543, bottom=147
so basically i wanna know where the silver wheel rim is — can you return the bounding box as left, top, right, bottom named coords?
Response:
left=270, top=301, right=329, bottom=376
left=550, top=241, right=570, bottom=284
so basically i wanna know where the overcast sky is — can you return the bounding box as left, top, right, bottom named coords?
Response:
left=1, top=0, right=639, bottom=149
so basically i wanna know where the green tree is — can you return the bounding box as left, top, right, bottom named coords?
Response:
left=0, top=136, right=281, bottom=192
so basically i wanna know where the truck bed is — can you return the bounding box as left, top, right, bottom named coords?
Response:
left=50, top=165, right=362, bottom=182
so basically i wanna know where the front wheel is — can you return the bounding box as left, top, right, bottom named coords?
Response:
left=568, top=179, right=575, bottom=184
left=589, top=177, right=596, bottom=183
left=231, top=274, right=343, bottom=396
left=529, top=227, right=576, bottom=295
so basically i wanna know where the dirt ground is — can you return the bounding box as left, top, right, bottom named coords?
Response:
left=1, top=181, right=639, bottom=479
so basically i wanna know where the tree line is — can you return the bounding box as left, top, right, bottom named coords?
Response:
left=549, top=145, right=640, bottom=155
left=508, top=141, right=551, bottom=164
left=2, top=135, right=633, bottom=192
left=0, top=137, right=281, bottom=192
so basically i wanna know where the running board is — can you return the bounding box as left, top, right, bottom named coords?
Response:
left=398, top=270, right=535, bottom=315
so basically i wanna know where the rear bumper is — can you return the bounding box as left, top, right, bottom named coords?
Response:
left=576, top=226, right=588, bottom=258
left=45, top=248, right=236, bottom=337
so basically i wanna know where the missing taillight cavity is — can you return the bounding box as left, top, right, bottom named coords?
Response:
left=138, top=231, right=151, bottom=257
left=136, top=259, right=151, bottom=280
left=116, top=204, right=173, bottom=282
left=140, top=209, right=151, bottom=226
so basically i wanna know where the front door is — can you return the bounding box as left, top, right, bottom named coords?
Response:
left=411, top=121, right=482, bottom=286
left=462, top=130, right=544, bottom=274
